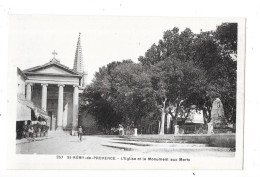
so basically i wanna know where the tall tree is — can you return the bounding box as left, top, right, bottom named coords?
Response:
left=80, top=85, right=122, bottom=133
left=150, top=58, right=207, bottom=134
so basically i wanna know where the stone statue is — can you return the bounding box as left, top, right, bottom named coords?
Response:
left=210, top=98, right=227, bottom=128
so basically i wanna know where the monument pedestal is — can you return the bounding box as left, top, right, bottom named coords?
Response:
left=212, top=118, right=227, bottom=129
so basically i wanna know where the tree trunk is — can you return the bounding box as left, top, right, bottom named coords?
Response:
left=172, top=104, right=179, bottom=134
left=158, top=98, right=167, bottom=135
left=205, top=105, right=212, bottom=123
left=158, top=121, right=161, bottom=134
left=172, top=117, right=177, bottom=134
left=168, top=112, right=177, bottom=134
left=166, top=114, right=171, bottom=134
left=159, top=110, right=166, bottom=135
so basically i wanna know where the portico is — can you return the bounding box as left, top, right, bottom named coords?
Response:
left=22, top=33, right=87, bottom=135
left=24, top=62, right=82, bottom=133
left=23, top=56, right=84, bottom=136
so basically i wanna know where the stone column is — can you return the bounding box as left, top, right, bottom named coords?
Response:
left=51, top=116, right=56, bottom=131
left=41, top=84, right=48, bottom=111
left=134, top=128, right=138, bottom=136
left=57, top=84, right=65, bottom=130
left=62, top=103, right=68, bottom=128
left=72, top=85, right=79, bottom=135
left=26, top=83, right=33, bottom=100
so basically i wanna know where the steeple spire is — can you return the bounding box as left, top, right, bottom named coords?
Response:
left=73, top=32, right=88, bottom=87
left=73, top=32, right=84, bottom=73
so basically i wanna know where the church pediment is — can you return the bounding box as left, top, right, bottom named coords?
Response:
left=24, top=62, right=80, bottom=76
left=33, top=65, right=75, bottom=75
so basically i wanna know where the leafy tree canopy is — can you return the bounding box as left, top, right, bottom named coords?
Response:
left=81, top=23, right=237, bottom=133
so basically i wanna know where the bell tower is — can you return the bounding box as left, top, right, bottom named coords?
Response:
left=73, top=32, right=88, bottom=87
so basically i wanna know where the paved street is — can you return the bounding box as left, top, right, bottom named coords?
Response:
left=16, top=131, right=235, bottom=157
left=16, top=132, right=123, bottom=155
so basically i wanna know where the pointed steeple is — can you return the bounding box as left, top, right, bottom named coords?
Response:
left=73, top=32, right=88, bottom=87
left=73, top=32, right=84, bottom=73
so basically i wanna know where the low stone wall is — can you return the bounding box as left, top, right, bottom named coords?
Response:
left=208, top=134, right=235, bottom=148
left=122, top=134, right=235, bottom=148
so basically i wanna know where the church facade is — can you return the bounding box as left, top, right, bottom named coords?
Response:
left=21, top=33, right=87, bottom=135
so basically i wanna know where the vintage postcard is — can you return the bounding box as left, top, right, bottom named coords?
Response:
left=7, top=15, right=245, bottom=169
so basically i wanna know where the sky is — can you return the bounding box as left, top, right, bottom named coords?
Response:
left=9, top=15, right=228, bottom=84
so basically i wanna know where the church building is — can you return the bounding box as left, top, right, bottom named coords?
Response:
left=21, top=33, right=87, bottom=135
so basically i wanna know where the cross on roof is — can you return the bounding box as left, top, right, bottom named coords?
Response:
left=49, top=50, right=60, bottom=63
left=52, top=50, right=58, bottom=59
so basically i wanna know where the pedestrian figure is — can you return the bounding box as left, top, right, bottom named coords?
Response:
left=78, top=126, right=83, bottom=142
left=28, top=126, right=35, bottom=141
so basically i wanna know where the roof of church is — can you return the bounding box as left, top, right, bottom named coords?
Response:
left=23, top=33, right=86, bottom=81
left=23, top=59, right=81, bottom=76
left=17, top=67, right=28, bottom=80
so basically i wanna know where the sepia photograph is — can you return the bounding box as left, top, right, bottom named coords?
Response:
left=7, top=15, right=245, bottom=169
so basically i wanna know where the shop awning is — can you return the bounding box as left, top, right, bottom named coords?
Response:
left=17, top=96, right=35, bottom=110
left=34, top=108, right=50, bottom=121
left=17, top=96, right=35, bottom=121
left=17, top=96, right=50, bottom=121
